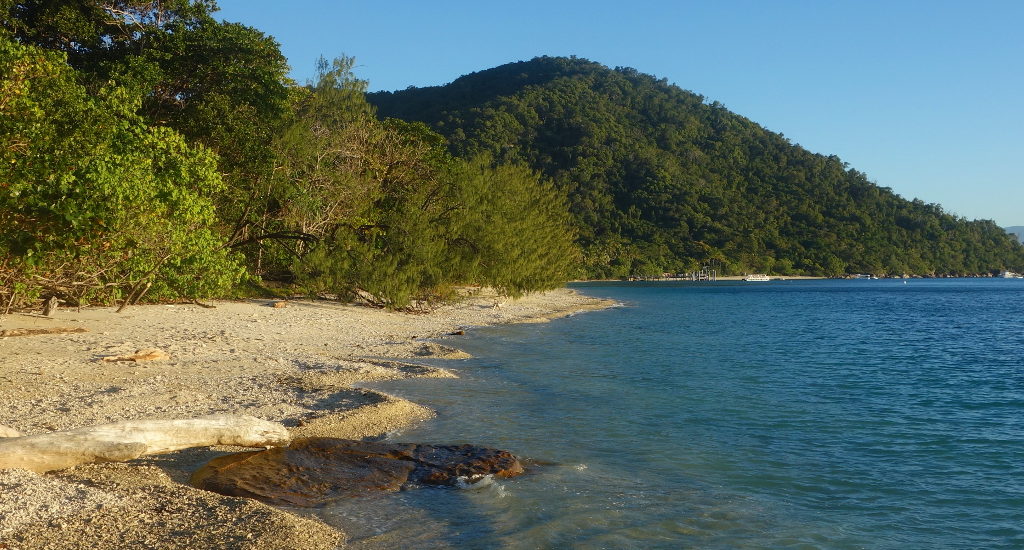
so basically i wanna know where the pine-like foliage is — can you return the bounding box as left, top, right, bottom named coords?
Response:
left=450, top=156, right=578, bottom=296
left=274, top=59, right=578, bottom=308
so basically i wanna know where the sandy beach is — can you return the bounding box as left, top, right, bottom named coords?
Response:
left=0, top=288, right=613, bottom=549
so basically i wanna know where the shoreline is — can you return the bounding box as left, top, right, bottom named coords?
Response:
left=574, top=275, right=826, bottom=282
left=0, top=288, right=615, bottom=549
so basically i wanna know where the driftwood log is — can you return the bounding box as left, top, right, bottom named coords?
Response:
left=0, top=327, right=87, bottom=338
left=0, top=425, right=21, bottom=438
left=99, top=348, right=170, bottom=362
left=0, top=415, right=290, bottom=473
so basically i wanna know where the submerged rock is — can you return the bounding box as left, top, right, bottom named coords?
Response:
left=191, top=438, right=524, bottom=507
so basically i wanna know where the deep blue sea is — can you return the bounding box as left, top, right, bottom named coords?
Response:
left=319, top=279, right=1024, bottom=549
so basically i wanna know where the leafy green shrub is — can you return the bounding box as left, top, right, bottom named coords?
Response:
left=0, top=36, right=243, bottom=309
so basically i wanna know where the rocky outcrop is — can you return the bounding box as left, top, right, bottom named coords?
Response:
left=192, top=438, right=524, bottom=507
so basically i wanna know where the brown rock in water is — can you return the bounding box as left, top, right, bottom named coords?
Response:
left=192, top=438, right=524, bottom=507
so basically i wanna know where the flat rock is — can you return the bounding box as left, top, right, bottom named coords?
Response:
left=191, top=438, right=524, bottom=507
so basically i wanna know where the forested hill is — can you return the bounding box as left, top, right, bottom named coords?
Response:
left=369, top=56, right=1024, bottom=278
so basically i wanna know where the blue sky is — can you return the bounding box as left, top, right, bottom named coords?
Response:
left=216, top=0, right=1023, bottom=226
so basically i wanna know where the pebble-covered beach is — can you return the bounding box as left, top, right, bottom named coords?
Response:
left=0, top=288, right=611, bottom=549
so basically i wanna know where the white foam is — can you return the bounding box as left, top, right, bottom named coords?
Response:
left=454, top=474, right=493, bottom=489
left=454, top=474, right=509, bottom=498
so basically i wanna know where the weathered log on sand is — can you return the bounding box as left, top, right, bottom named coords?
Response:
left=0, top=425, right=21, bottom=438
left=0, top=415, right=290, bottom=473
left=99, top=348, right=170, bottom=362
left=0, top=327, right=87, bottom=338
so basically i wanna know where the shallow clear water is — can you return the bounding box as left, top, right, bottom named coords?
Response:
left=318, top=279, right=1024, bottom=549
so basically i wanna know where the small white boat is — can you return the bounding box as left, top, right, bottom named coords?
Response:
left=998, top=270, right=1023, bottom=279
left=743, top=274, right=770, bottom=282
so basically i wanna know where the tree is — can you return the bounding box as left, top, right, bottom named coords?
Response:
left=268, top=57, right=377, bottom=248
left=273, top=58, right=578, bottom=307
left=2, top=0, right=293, bottom=243
left=0, top=35, right=242, bottom=309
left=450, top=156, right=580, bottom=296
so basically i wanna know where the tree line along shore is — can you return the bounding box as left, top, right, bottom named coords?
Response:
left=1, top=2, right=576, bottom=314
left=4, top=2, right=1023, bottom=316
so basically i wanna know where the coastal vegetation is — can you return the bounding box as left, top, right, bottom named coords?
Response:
left=2, top=3, right=1022, bottom=310
left=0, top=1, right=575, bottom=310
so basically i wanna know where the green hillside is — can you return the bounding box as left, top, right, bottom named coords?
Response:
left=369, top=56, right=1024, bottom=278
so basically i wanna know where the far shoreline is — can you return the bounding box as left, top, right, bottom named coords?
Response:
left=572, top=275, right=826, bottom=282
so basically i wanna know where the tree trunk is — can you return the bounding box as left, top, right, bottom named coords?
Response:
left=0, top=415, right=290, bottom=473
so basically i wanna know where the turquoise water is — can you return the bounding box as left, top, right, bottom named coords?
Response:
left=320, top=279, right=1024, bottom=549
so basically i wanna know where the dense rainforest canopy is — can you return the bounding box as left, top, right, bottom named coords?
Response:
left=2, top=5, right=1021, bottom=313
left=369, top=56, right=1024, bottom=278
left=0, top=1, right=575, bottom=310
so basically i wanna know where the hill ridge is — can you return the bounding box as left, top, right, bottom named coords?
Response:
left=369, top=56, right=1024, bottom=278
